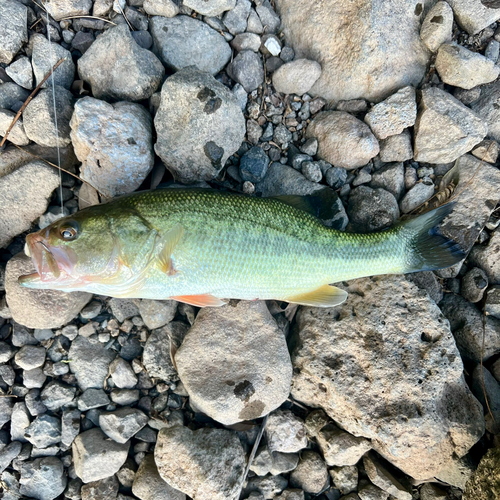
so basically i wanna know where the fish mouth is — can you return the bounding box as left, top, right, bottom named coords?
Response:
left=20, top=232, right=76, bottom=285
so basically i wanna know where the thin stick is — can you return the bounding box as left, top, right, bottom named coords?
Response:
left=481, top=304, right=496, bottom=426
left=0, top=58, right=65, bottom=148
left=115, top=2, right=134, bottom=31
left=59, top=15, right=116, bottom=25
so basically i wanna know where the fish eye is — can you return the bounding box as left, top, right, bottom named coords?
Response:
left=60, top=223, right=79, bottom=241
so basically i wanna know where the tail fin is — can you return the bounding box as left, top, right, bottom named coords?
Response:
left=399, top=203, right=466, bottom=272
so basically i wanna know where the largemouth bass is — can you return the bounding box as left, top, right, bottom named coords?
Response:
left=19, top=189, right=464, bottom=307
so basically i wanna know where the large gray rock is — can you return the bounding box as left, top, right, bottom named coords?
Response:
left=291, top=275, right=485, bottom=480
left=154, top=425, right=246, bottom=500
left=23, top=87, right=74, bottom=148
left=31, top=34, right=74, bottom=90
left=154, top=67, right=245, bottom=184
left=414, top=87, right=487, bottom=163
left=306, top=111, right=379, bottom=170
left=150, top=15, right=231, bottom=75
left=43, top=0, right=92, bottom=21
left=5, top=253, right=91, bottom=328
left=132, top=454, right=186, bottom=500
left=0, top=162, right=59, bottom=248
left=469, top=230, right=500, bottom=285
left=0, top=0, right=27, bottom=64
left=435, top=43, right=500, bottom=89
left=0, top=109, right=29, bottom=146
left=19, top=457, right=67, bottom=500
left=73, top=428, right=130, bottom=483
left=70, top=97, right=154, bottom=198
left=446, top=0, right=500, bottom=35
left=68, top=336, right=115, bottom=391
left=471, top=80, right=500, bottom=142
left=78, top=25, right=164, bottom=101
left=176, top=301, right=292, bottom=425
left=275, top=0, right=430, bottom=102
left=184, top=0, right=236, bottom=16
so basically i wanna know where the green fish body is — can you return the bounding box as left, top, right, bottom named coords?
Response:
left=20, top=189, right=464, bottom=307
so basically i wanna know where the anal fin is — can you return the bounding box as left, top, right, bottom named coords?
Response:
left=170, top=294, right=226, bottom=307
left=286, top=285, right=347, bottom=308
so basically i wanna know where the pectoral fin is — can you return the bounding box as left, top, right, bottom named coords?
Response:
left=286, top=285, right=348, bottom=307
left=170, top=294, right=226, bottom=307
left=158, top=224, right=184, bottom=275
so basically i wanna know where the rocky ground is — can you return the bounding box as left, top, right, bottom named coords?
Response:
left=0, top=0, right=500, bottom=499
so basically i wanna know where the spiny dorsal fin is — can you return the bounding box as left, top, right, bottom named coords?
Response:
left=286, top=284, right=348, bottom=307
left=158, top=224, right=184, bottom=275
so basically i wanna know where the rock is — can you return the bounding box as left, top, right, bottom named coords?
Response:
left=265, top=409, right=307, bottom=453
left=23, top=87, right=73, bottom=148
left=438, top=155, right=500, bottom=253
left=99, top=408, right=148, bottom=444
left=325, top=166, right=348, bottom=190
left=0, top=441, right=22, bottom=473
left=347, top=186, right=400, bottom=232
left=471, top=80, right=500, bottom=142
left=223, top=0, right=251, bottom=34
left=316, top=424, right=372, bottom=466
left=370, top=162, right=404, bottom=200
left=175, top=301, right=292, bottom=425
left=73, top=428, right=130, bottom=483
left=154, top=67, right=245, bottom=184
left=446, top=0, right=500, bottom=35
left=407, top=271, right=443, bottom=305
left=274, top=124, right=292, bottom=146
left=471, top=365, right=500, bottom=434
left=43, top=0, right=92, bottom=21
left=19, top=457, right=67, bottom=500
left=139, top=299, right=177, bottom=330
left=150, top=15, right=231, bottom=75
left=435, top=43, right=500, bottom=89
left=363, top=453, right=411, bottom=500
left=302, top=161, right=322, bottom=183
left=109, top=298, right=140, bottom=322
left=6, top=56, right=32, bottom=89
left=24, top=415, right=61, bottom=449
left=469, top=230, right=500, bottom=285
left=41, top=380, right=76, bottom=411
left=262, top=34, right=281, bottom=56
left=231, top=33, right=261, bottom=52
left=289, top=451, right=328, bottom=494
left=291, top=275, right=485, bottom=480
left=185, top=0, right=235, bottom=16
left=227, top=50, right=264, bottom=92
left=329, top=466, right=358, bottom=495
left=463, top=446, right=500, bottom=498
left=72, top=31, right=95, bottom=53
left=461, top=267, right=488, bottom=303
left=132, top=454, right=185, bottom=500
left=5, top=253, right=91, bottom=328
left=143, top=321, right=188, bottom=382
left=420, top=1, right=453, bottom=52
left=275, top=0, right=429, bottom=102
left=272, top=59, right=322, bottom=96
left=77, top=388, right=110, bottom=411
left=250, top=446, right=299, bottom=476
left=0, top=82, right=29, bottom=111
left=485, top=286, right=500, bottom=319
left=399, top=179, right=434, bottom=214
left=300, top=138, right=318, bottom=156
left=486, top=39, right=500, bottom=62
left=15, top=345, right=45, bottom=370
left=155, top=425, right=246, bottom=500
left=255, top=0, right=280, bottom=34
left=61, top=409, right=80, bottom=447
left=358, top=484, right=389, bottom=500
left=0, top=0, right=27, bottom=64
left=109, top=358, right=138, bottom=389
left=471, top=139, right=500, bottom=164
left=81, top=476, right=119, bottom=500
left=143, top=0, right=179, bottom=17
left=0, top=109, right=29, bottom=146
left=31, top=34, right=74, bottom=90
left=70, top=97, right=154, bottom=198
left=78, top=25, right=163, bottom=101
left=379, top=130, right=413, bottom=163
left=364, top=87, right=416, bottom=140
left=10, top=401, right=30, bottom=442
left=69, top=336, right=115, bottom=390
left=414, top=87, right=487, bottom=163
left=306, top=111, right=379, bottom=170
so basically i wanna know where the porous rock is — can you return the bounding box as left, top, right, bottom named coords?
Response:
left=0, top=0, right=28, bottom=64
left=5, top=253, right=91, bottom=329
left=275, top=0, right=430, bottom=102
left=154, top=67, right=245, bottom=184
left=70, top=96, right=154, bottom=198
left=291, top=275, right=485, bottom=480
left=175, top=301, right=292, bottom=425
left=306, top=111, right=379, bottom=170
left=272, top=59, right=322, bottom=96
left=414, top=87, right=487, bottom=164
left=265, top=410, right=308, bottom=453
left=289, top=451, right=328, bottom=494
left=150, top=15, right=231, bottom=75
left=154, top=425, right=246, bottom=500
left=420, top=1, right=453, bottom=52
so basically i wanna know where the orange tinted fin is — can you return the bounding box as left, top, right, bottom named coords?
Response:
left=170, top=294, right=226, bottom=307
left=158, top=224, right=184, bottom=275
left=286, top=285, right=348, bottom=307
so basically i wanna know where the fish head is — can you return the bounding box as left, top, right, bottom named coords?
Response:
left=19, top=206, right=119, bottom=290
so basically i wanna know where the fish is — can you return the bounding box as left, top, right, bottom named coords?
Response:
left=19, top=189, right=465, bottom=308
